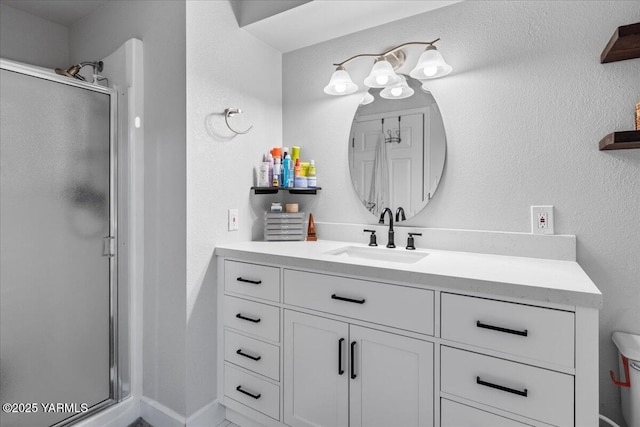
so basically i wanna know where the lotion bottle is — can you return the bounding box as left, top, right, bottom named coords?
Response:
left=307, top=160, right=317, bottom=188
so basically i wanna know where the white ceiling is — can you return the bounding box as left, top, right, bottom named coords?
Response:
left=241, top=0, right=462, bottom=53
left=0, top=0, right=108, bottom=27
left=0, top=0, right=460, bottom=52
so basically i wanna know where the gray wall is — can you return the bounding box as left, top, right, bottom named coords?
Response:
left=0, top=3, right=68, bottom=68
left=283, top=1, right=640, bottom=424
left=186, top=0, right=282, bottom=416
left=69, top=0, right=187, bottom=417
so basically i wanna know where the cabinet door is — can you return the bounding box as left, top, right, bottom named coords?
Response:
left=350, top=326, right=434, bottom=427
left=284, top=310, right=349, bottom=427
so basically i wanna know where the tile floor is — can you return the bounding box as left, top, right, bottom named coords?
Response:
left=126, top=417, right=237, bottom=427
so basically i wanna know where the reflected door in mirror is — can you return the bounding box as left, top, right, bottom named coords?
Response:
left=350, top=113, right=425, bottom=217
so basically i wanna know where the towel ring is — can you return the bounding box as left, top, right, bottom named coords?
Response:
left=224, top=108, right=253, bottom=135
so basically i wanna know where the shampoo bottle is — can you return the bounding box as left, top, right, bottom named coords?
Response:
left=282, top=154, right=292, bottom=188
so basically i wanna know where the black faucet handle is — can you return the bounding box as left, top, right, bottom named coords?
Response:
left=406, top=232, right=422, bottom=250
left=363, top=229, right=378, bottom=246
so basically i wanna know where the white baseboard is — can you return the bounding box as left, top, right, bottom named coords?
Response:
left=140, top=397, right=186, bottom=427
left=187, top=400, right=225, bottom=427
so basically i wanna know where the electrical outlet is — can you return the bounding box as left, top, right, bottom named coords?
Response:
left=228, top=208, right=239, bottom=231
left=531, top=206, right=554, bottom=235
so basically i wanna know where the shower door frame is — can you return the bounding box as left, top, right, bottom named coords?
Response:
left=0, top=59, right=121, bottom=426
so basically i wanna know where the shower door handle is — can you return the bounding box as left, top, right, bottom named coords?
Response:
left=103, top=236, right=115, bottom=257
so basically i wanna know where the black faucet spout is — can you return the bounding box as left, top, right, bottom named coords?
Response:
left=378, top=208, right=395, bottom=248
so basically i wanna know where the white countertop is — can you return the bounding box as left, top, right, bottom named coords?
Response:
left=215, top=240, right=602, bottom=309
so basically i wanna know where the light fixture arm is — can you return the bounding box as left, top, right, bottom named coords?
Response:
left=333, top=39, right=440, bottom=67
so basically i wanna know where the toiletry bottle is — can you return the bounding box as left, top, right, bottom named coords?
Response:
left=273, top=157, right=281, bottom=187
left=291, top=146, right=301, bottom=163
left=282, top=154, right=292, bottom=188
left=294, top=158, right=301, bottom=178
left=308, top=160, right=317, bottom=188
left=258, top=162, right=270, bottom=187
left=267, top=153, right=274, bottom=186
left=288, top=156, right=294, bottom=188
left=281, top=147, right=288, bottom=185
left=293, top=158, right=301, bottom=188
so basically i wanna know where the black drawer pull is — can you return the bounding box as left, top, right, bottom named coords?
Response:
left=476, top=321, right=528, bottom=337
left=350, top=341, right=357, bottom=379
left=237, top=277, right=262, bottom=285
left=338, top=338, right=345, bottom=375
left=331, top=294, right=366, bottom=304
left=236, top=349, right=261, bottom=361
left=236, top=313, right=261, bottom=323
left=476, top=376, right=528, bottom=397
left=236, top=385, right=261, bottom=399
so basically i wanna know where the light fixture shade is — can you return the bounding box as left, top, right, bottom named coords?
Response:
left=380, top=75, right=414, bottom=100
left=360, top=92, right=375, bottom=105
left=324, top=67, right=358, bottom=95
left=409, top=46, right=452, bottom=79
left=363, top=60, right=401, bottom=88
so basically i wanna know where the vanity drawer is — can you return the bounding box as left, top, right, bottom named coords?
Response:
left=441, top=293, right=574, bottom=368
left=441, top=399, right=533, bottom=427
left=225, top=330, right=280, bottom=381
left=224, top=364, right=280, bottom=420
left=440, top=346, right=573, bottom=427
left=283, top=269, right=434, bottom=335
left=224, top=296, right=280, bottom=343
left=225, top=260, right=280, bottom=302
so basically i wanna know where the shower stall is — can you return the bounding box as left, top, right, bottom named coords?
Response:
left=0, top=59, right=126, bottom=427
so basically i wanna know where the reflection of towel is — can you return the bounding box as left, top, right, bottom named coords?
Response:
left=367, top=133, right=389, bottom=216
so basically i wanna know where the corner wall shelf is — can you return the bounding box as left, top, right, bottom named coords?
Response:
left=599, top=131, right=640, bottom=150
left=600, top=22, right=640, bottom=63
left=251, top=186, right=321, bottom=195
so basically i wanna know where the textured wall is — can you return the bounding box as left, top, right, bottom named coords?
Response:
left=186, top=0, right=283, bottom=416
left=283, top=1, right=640, bottom=423
left=70, top=0, right=187, bottom=417
left=0, top=3, right=69, bottom=68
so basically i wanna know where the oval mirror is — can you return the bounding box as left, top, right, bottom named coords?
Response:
left=348, top=75, right=446, bottom=221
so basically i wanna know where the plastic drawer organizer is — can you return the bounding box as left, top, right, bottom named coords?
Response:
left=264, top=212, right=305, bottom=241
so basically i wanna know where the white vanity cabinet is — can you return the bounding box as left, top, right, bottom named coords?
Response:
left=221, top=260, right=283, bottom=425
left=282, top=268, right=435, bottom=427
left=216, top=241, right=600, bottom=427
left=283, top=310, right=434, bottom=427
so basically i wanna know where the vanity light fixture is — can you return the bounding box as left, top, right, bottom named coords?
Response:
left=323, top=65, right=358, bottom=95
left=324, top=39, right=452, bottom=97
left=360, top=92, right=375, bottom=105
left=380, top=74, right=414, bottom=100
left=409, top=44, right=453, bottom=79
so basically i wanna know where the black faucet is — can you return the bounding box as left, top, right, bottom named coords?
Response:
left=395, top=207, right=406, bottom=222
left=378, top=208, right=395, bottom=248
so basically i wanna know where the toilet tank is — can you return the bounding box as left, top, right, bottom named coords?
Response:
left=612, top=332, right=640, bottom=427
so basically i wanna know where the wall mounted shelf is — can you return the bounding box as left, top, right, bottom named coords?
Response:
left=599, top=131, right=640, bottom=150
left=600, top=22, right=640, bottom=63
left=251, top=187, right=321, bottom=195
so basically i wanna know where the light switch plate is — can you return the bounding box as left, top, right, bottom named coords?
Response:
left=531, top=205, right=554, bottom=235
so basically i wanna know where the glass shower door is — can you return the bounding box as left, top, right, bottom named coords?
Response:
left=0, top=66, right=115, bottom=426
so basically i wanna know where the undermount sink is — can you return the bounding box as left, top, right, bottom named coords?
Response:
left=326, top=245, right=429, bottom=264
